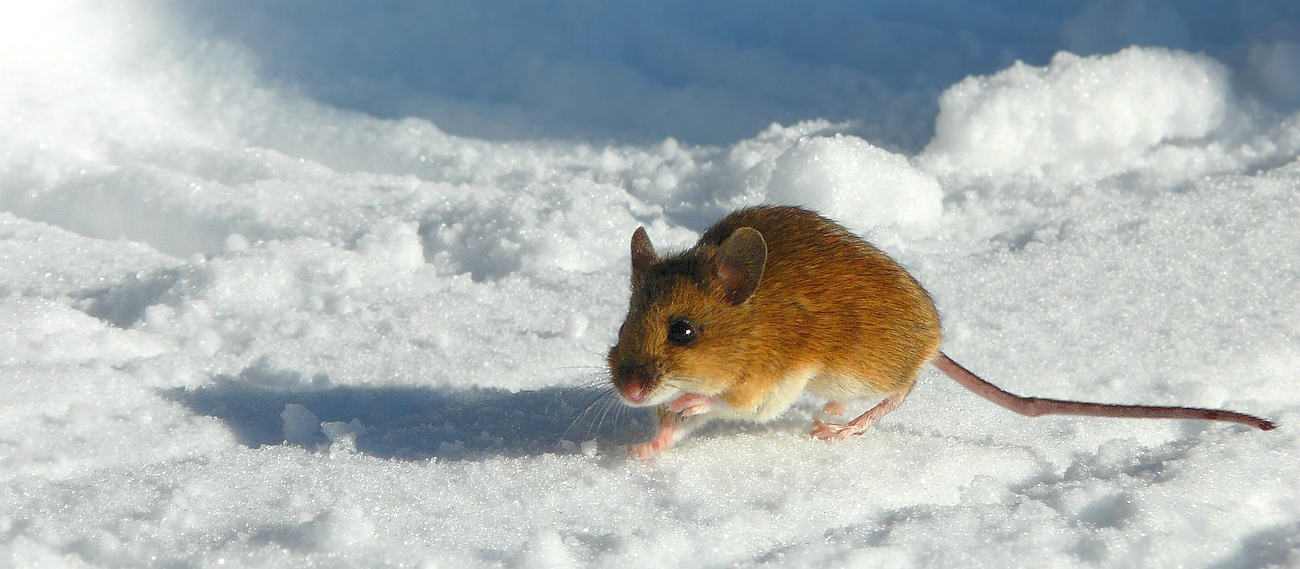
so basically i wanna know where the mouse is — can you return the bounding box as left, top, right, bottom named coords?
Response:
left=606, top=205, right=1276, bottom=457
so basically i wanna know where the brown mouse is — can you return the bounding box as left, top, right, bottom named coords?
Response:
left=607, top=205, right=1276, bottom=457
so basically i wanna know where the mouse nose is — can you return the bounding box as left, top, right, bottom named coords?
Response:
left=615, top=364, right=656, bottom=404
left=623, top=381, right=648, bottom=403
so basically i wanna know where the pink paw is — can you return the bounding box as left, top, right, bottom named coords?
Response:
left=628, top=412, right=681, bottom=458
left=810, top=419, right=866, bottom=441
left=822, top=401, right=846, bottom=417
left=628, top=441, right=666, bottom=458
left=668, top=393, right=714, bottom=416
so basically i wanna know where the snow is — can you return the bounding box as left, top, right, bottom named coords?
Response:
left=767, top=134, right=943, bottom=232
left=923, top=47, right=1231, bottom=183
left=2, top=0, right=1299, bottom=567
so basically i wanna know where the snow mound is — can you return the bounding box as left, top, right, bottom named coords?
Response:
left=678, top=123, right=943, bottom=233
left=922, top=47, right=1230, bottom=184
left=766, top=134, right=943, bottom=232
left=0, top=296, right=169, bottom=365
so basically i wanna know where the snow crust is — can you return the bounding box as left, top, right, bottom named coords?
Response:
left=1, top=1, right=1299, bottom=567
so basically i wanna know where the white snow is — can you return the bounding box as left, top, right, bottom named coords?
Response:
left=1, top=0, right=1298, bottom=567
left=766, top=134, right=943, bottom=232
left=922, top=47, right=1231, bottom=184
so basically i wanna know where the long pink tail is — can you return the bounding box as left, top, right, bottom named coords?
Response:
left=933, top=352, right=1276, bottom=431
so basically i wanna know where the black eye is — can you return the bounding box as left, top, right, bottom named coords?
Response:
left=667, top=319, right=697, bottom=346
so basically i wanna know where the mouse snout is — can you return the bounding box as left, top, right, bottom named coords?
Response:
left=622, top=381, right=650, bottom=404
left=613, top=363, right=657, bottom=404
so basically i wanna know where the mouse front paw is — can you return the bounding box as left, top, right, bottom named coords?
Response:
left=627, top=440, right=667, bottom=458
left=629, top=409, right=683, bottom=458
left=628, top=428, right=677, bottom=458
left=667, top=393, right=715, bottom=416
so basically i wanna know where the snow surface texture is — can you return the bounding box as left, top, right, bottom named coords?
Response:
left=2, top=1, right=1299, bottom=567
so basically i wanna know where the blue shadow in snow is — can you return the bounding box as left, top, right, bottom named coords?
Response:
left=164, top=371, right=656, bottom=461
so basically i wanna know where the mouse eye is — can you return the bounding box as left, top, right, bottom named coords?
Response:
left=666, top=319, right=697, bottom=347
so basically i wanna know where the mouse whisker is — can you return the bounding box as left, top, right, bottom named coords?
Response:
left=546, top=374, right=609, bottom=417
left=591, top=392, right=621, bottom=441
left=563, top=387, right=618, bottom=442
left=555, top=364, right=607, bottom=373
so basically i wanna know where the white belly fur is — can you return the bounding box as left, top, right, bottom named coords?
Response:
left=711, top=367, right=819, bottom=422
left=807, top=371, right=887, bottom=402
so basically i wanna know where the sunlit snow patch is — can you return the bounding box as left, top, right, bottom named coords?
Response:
left=922, top=47, right=1230, bottom=184
left=765, top=133, right=943, bottom=232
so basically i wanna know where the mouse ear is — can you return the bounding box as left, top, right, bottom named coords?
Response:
left=631, top=227, right=657, bottom=278
left=713, top=227, right=766, bottom=305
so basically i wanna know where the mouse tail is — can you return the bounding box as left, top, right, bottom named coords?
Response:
left=933, top=352, right=1276, bottom=431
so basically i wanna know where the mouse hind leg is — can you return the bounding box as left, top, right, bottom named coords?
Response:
left=810, top=387, right=913, bottom=440
left=807, top=368, right=917, bottom=440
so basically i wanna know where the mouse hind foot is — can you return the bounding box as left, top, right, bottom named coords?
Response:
left=811, top=391, right=909, bottom=441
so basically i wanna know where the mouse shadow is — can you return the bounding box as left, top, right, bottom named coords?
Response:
left=163, top=367, right=657, bottom=462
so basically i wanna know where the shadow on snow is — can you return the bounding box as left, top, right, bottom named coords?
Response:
left=164, top=367, right=656, bottom=462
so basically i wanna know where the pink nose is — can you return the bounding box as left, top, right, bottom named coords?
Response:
left=622, top=383, right=647, bottom=403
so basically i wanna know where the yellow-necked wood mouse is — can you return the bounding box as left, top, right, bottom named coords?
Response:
left=607, top=205, right=1275, bottom=457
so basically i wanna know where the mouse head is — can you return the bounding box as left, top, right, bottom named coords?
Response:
left=607, top=225, right=767, bottom=406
